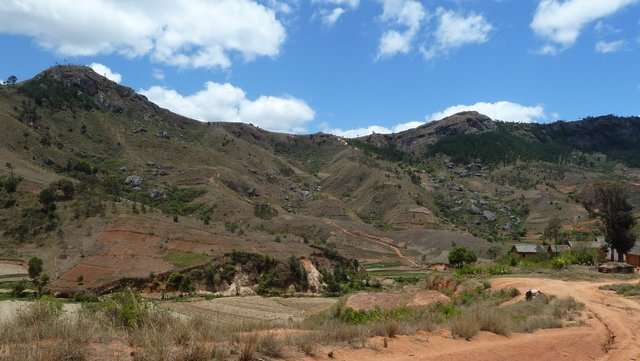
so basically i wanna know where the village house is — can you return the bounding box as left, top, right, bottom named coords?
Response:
left=510, top=244, right=546, bottom=258
left=626, top=245, right=640, bottom=268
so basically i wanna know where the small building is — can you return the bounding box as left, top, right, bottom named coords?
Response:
left=547, top=244, right=571, bottom=256
left=510, top=244, right=545, bottom=258
left=626, top=246, right=640, bottom=268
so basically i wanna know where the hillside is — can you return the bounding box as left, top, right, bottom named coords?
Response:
left=0, top=65, right=638, bottom=293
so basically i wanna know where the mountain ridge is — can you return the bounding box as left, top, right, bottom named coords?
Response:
left=1, top=65, right=639, bottom=294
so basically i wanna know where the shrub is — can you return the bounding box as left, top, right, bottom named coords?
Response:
left=384, top=320, right=400, bottom=338
left=254, top=203, right=278, bottom=220
left=600, top=283, right=640, bottom=297
left=475, top=306, right=512, bottom=336
left=0, top=175, right=21, bottom=193
left=99, top=289, right=149, bottom=328
left=257, top=333, right=284, bottom=358
left=450, top=313, right=480, bottom=340
left=28, top=256, right=43, bottom=279
left=11, top=280, right=27, bottom=298
left=448, top=247, right=477, bottom=268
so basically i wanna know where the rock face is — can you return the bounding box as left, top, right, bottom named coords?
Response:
left=300, top=258, right=323, bottom=293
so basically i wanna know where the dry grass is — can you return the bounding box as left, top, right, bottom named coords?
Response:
left=450, top=313, right=481, bottom=340
left=239, top=335, right=257, bottom=361
left=290, top=333, right=317, bottom=356
left=0, top=287, right=585, bottom=359
left=257, top=333, right=285, bottom=358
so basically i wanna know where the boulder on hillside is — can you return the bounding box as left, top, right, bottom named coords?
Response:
left=124, top=175, right=144, bottom=187
left=482, top=210, right=497, bottom=222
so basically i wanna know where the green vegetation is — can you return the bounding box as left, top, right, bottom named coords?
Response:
left=429, top=127, right=572, bottom=165
left=448, top=246, right=477, bottom=268
left=348, top=139, right=413, bottom=164
left=254, top=202, right=278, bottom=220
left=138, top=186, right=207, bottom=216
left=319, top=281, right=581, bottom=343
left=583, top=182, right=636, bottom=261
left=19, top=72, right=97, bottom=110
left=166, top=273, right=195, bottom=295
left=600, top=283, right=640, bottom=297
left=163, top=250, right=210, bottom=268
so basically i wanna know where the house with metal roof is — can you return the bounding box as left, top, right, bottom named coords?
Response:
left=510, top=244, right=546, bottom=258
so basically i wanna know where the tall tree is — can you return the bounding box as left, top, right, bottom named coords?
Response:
left=5, top=75, right=17, bottom=85
left=543, top=216, right=562, bottom=244
left=584, top=183, right=636, bottom=262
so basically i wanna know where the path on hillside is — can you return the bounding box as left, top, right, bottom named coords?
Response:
left=309, top=277, right=640, bottom=361
left=323, top=220, right=419, bottom=267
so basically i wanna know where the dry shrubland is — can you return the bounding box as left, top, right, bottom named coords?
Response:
left=0, top=284, right=585, bottom=360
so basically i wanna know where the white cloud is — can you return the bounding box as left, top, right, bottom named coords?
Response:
left=322, top=120, right=423, bottom=138
left=88, top=63, right=122, bottom=83
left=322, top=8, right=347, bottom=26
left=422, top=8, right=493, bottom=59
left=151, top=68, right=165, bottom=81
left=595, top=39, right=625, bottom=53
left=377, top=0, right=426, bottom=58
left=140, top=82, right=315, bottom=133
left=0, top=0, right=286, bottom=69
left=427, top=101, right=548, bottom=123
left=531, top=0, right=637, bottom=52
left=313, top=0, right=359, bottom=26
left=323, top=101, right=552, bottom=138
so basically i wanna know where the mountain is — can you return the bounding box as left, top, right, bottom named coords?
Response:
left=0, top=65, right=638, bottom=293
left=359, top=111, right=640, bottom=166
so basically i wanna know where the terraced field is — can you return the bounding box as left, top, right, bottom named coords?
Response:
left=161, top=296, right=336, bottom=325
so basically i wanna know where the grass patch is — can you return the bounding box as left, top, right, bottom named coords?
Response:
left=600, top=283, right=640, bottom=297
left=163, top=251, right=210, bottom=268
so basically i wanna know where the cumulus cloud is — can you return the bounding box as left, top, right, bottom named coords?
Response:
left=140, top=82, right=315, bottom=133
left=89, top=63, right=122, bottom=83
left=313, top=0, right=359, bottom=26
left=377, top=0, right=426, bottom=58
left=151, top=68, right=165, bottom=81
left=422, top=8, right=493, bottom=59
left=595, top=39, right=625, bottom=53
left=323, top=101, right=551, bottom=138
left=531, top=0, right=637, bottom=53
left=0, top=0, right=286, bottom=69
left=427, top=101, right=548, bottom=123
left=322, top=120, right=423, bottom=138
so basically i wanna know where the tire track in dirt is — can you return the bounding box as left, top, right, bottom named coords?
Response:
left=323, top=219, right=419, bottom=267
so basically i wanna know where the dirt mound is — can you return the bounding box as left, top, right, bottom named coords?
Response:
left=346, top=290, right=450, bottom=311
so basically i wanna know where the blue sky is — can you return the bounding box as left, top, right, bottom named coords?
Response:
left=0, top=0, right=639, bottom=136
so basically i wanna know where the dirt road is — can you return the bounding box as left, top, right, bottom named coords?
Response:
left=311, top=277, right=640, bottom=361
left=324, top=220, right=419, bottom=267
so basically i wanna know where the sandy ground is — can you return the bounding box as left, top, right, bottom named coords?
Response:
left=308, top=277, right=640, bottom=361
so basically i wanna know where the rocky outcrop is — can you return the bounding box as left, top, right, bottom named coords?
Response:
left=300, top=258, right=323, bottom=293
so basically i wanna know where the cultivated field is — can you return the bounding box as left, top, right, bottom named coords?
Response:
left=162, top=295, right=336, bottom=325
